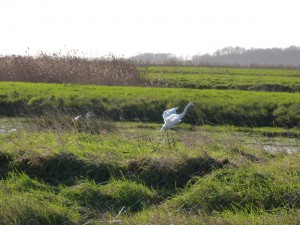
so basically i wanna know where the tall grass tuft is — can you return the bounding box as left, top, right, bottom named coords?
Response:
left=61, top=178, right=158, bottom=213
left=0, top=172, right=81, bottom=224
left=166, top=156, right=300, bottom=214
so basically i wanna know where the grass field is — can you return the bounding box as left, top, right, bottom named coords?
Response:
left=1, top=82, right=300, bottom=127
left=0, top=117, right=299, bottom=224
left=142, top=66, right=300, bottom=77
left=141, top=66, right=300, bottom=92
left=0, top=62, right=300, bottom=224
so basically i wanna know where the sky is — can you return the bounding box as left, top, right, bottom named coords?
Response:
left=1, top=0, right=300, bottom=58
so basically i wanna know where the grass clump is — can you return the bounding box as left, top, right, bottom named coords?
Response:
left=61, top=178, right=158, bottom=213
left=0, top=173, right=81, bottom=225
left=166, top=153, right=300, bottom=214
left=112, top=207, right=300, bottom=225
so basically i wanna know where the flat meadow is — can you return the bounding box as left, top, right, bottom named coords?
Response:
left=0, top=55, right=299, bottom=224
left=141, top=66, right=300, bottom=92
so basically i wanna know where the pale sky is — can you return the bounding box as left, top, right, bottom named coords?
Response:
left=1, top=0, right=300, bottom=58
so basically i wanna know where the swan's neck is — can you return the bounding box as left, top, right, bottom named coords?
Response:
left=179, top=103, right=193, bottom=118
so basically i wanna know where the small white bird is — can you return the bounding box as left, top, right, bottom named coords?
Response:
left=161, top=102, right=195, bottom=132
left=73, top=111, right=95, bottom=121
left=73, top=115, right=82, bottom=121
left=8, top=128, right=17, bottom=133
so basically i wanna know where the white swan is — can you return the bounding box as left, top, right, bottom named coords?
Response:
left=161, top=102, right=195, bottom=131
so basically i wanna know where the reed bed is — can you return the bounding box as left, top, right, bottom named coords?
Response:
left=0, top=53, right=141, bottom=86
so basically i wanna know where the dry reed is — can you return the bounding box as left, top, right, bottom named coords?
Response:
left=0, top=52, right=142, bottom=86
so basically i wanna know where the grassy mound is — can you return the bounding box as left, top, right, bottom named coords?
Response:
left=0, top=173, right=81, bottom=225
left=166, top=161, right=300, bottom=213
left=12, top=152, right=118, bottom=185
left=2, top=150, right=228, bottom=188
left=61, top=178, right=158, bottom=212
left=126, top=156, right=227, bottom=188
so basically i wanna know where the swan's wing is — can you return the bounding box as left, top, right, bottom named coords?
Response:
left=162, top=107, right=177, bottom=121
left=161, top=114, right=182, bottom=131
left=164, top=114, right=181, bottom=124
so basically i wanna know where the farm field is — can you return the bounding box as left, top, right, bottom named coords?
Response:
left=0, top=64, right=300, bottom=224
left=141, top=66, right=300, bottom=92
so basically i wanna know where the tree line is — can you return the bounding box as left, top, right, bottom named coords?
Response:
left=130, top=46, right=300, bottom=68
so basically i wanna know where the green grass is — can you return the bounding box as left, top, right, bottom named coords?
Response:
left=1, top=81, right=300, bottom=127
left=0, top=118, right=299, bottom=224
left=141, top=66, right=300, bottom=92
left=0, top=65, right=300, bottom=224
left=142, top=66, right=300, bottom=77
left=166, top=162, right=300, bottom=213
left=0, top=172, right=81, bottom=224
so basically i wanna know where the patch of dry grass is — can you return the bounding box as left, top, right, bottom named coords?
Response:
left=0, top=52, right=142, bottom=86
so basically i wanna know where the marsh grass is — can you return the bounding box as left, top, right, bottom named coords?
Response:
left=0, top=53, right=142, bottom=86
left=0, top=115, right=299, bottom=224
left=60, top=178, right=158, bottom=213
left=166, top=161, right=300, bottom=213
left=8, top=107, right=118, bottom=135
left=0, top=173, right=81, bottom=225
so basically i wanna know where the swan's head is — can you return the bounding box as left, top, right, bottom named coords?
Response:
left=188, top=102, right=195, bottom=107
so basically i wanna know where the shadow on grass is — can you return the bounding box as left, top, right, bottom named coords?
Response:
left=5, top=152, right=229, bottom=189
left=10, top=152, right=118, bottom=185
left=0, top=152, right=14, bottom=179
left=126, top=155, right=228, bottom=189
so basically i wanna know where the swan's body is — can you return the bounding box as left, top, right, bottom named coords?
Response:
left=161, top=102, right=195, bottom=131
left=162, top=107, right=178, bottom=120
